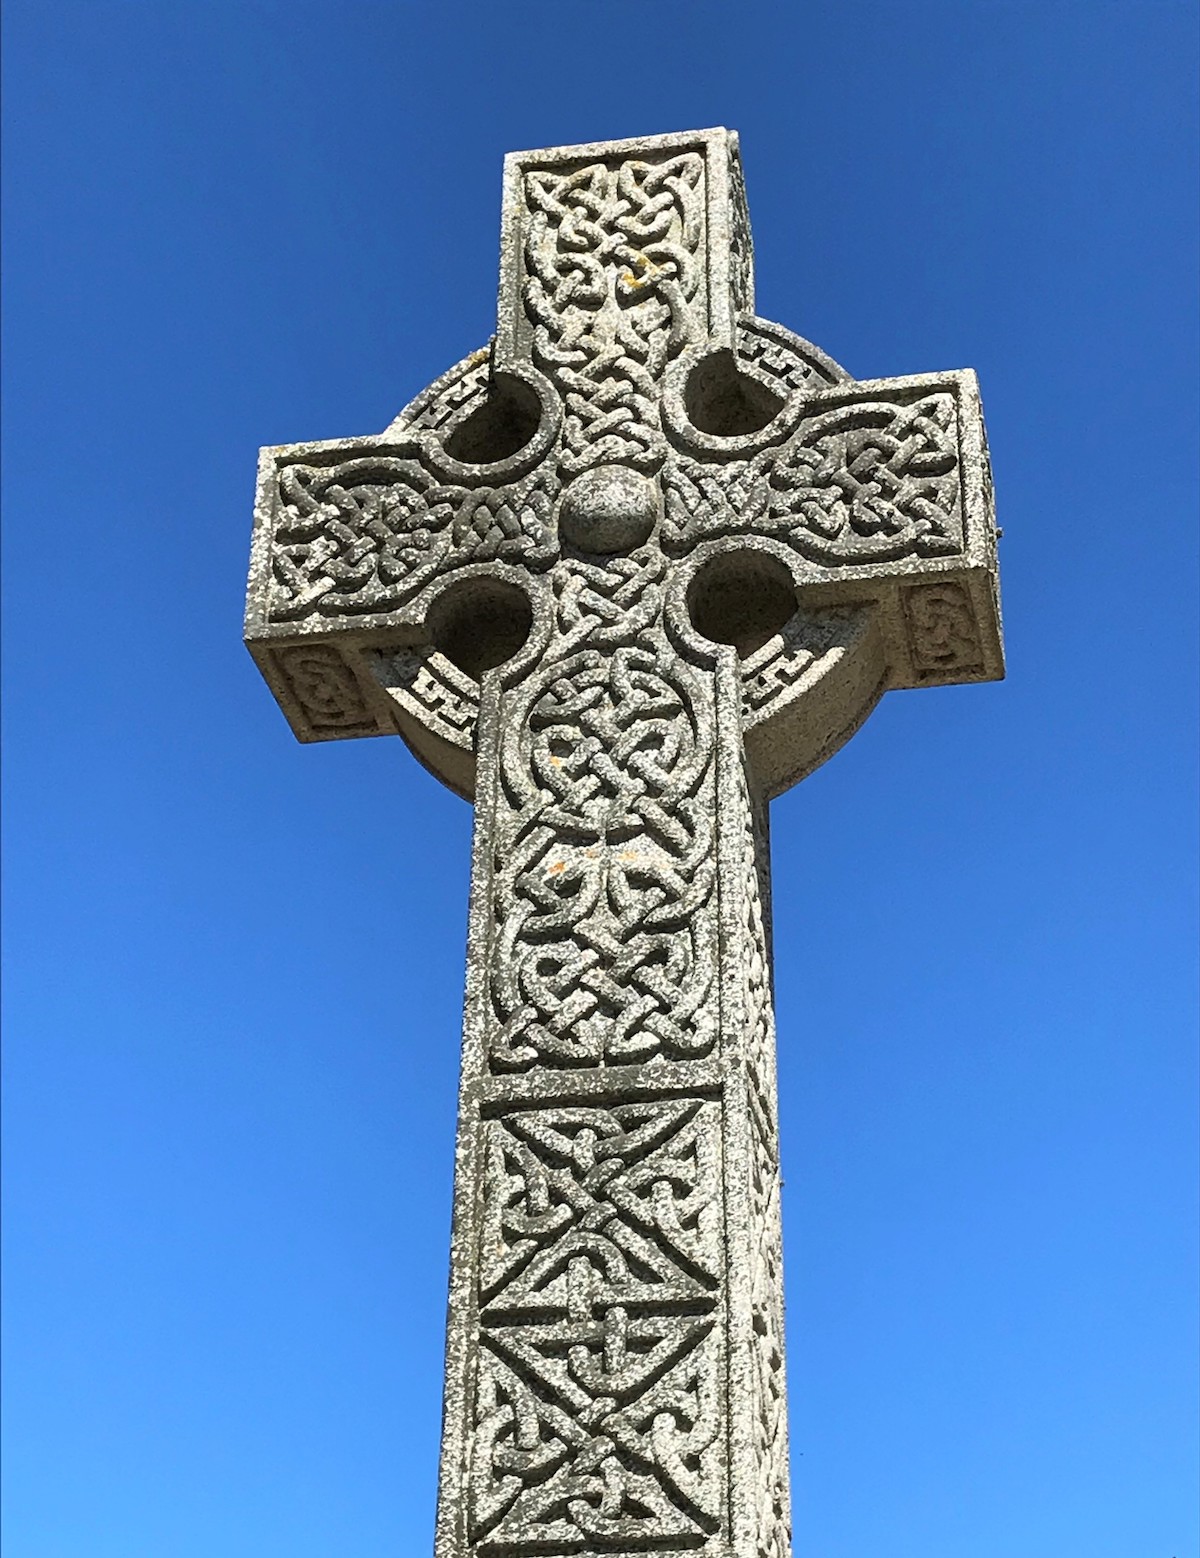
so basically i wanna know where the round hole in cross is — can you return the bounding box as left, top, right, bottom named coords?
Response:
left=427, top=577, right=533, bottom=682
left=687, top=550, right=797, bottom=658
left=442, top=379, right=543, bottom=465
left=683, top=353, right=784, bottom=437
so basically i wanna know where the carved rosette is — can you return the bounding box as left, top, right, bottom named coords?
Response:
left=244, top=128, right=1003, bottom=1558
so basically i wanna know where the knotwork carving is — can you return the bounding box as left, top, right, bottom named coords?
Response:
left=489, top=556, right=717, bottom=1072
left=523, top=154, right=704, bottom=479
left=664, top=392, right=964, bottom=566
left=270, top=644, right=381, bottom=737
left=267, top=457, right=556, bottom=623
left=903, top=579, right=985, bottom=674
left=243, top=131, right=1003, bottom=1558
left=470, top=1100, right=724, bottom=1551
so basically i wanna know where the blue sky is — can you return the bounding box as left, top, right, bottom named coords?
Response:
left=3, top=3, right=1197, bottom=1555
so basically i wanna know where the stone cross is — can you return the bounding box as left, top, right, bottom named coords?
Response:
left=245, top=129, right=1002, bottom=1558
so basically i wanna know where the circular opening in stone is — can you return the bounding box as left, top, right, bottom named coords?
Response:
left=427, top=577, right=533, bottom=682
left=442, top=378, right=543, bottom=465
left=687, top=550, right=797, bottom=658
left=683, top=354, right=784, bottom=437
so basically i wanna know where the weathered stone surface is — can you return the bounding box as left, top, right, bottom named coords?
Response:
left=245, top=129, right=1003, bottom=1556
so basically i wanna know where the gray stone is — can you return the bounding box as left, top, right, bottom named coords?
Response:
left=245, top=128, right=1003, bottom=1556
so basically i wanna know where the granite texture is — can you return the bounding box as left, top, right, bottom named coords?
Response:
left=245, top=128, right=1003, bottom=1557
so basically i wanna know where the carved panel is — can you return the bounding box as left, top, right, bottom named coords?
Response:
left=470, top=1099, right=725, bottom=1552
left=266, top=456, right=556, bottom=625
left=664, top=389, right=965, bottom=566
left=268, top=644, right=382, bottom=739
left=522, top=153, right=706, bottom=478
left=903, top=580, right=985, bottom=675
left=488, top=555, right=717, bottom=1073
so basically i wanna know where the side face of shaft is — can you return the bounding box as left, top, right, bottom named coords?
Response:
left=436, top=558, right=790, bottom=1557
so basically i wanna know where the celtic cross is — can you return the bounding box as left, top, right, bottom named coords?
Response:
left=245, top=129, right=1002, bottom=1558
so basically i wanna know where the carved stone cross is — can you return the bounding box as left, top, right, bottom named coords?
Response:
left=245, top=129, right=1002, bottom=1558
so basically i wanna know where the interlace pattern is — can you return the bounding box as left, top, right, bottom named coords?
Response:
left=490, top=555, right=716, bottom=1072
left=523, top=155, right=704, bottom=478
left=268, top=456, right=556, bottom=622
left=470, top=1100, right=725, bottom=1551
left=664, top=392, right=964, bottom=564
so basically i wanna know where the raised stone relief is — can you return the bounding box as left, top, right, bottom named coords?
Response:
left=663, top=385, right=968, bottom=565
left=489, top=554, right=717, bottom=1074
left=245, top=129, right=1004, bottom=1555
left=268, top=455, right=557, bottom=624
left=267, top=643, right=384, bottom=739
left=471, top=1098, right=724, bottom=1550
left=903, top=579, right=986, bottom=675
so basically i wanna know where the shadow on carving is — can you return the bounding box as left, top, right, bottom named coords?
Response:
left=443, top=377, right=543, bottom=464
left=427, top=576, right=533, bottom=681
left=684, top=350, right=784, bottom=437
left=688, top=550, right=797, bottom=658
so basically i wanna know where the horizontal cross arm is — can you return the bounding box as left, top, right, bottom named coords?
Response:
left=664, top=368, right=1003, bottom=689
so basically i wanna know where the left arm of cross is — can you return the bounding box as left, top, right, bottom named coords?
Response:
left=244, top=351, right=561, bottom=771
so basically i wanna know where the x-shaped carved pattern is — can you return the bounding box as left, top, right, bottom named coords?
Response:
left=471, top=1100, right=723, bottom=1551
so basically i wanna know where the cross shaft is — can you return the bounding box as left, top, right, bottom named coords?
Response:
left=245, top=128, right=1002, bottom=1556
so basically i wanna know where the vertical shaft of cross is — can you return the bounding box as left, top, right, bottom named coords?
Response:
left=432, top=553, right=790, bottom=1556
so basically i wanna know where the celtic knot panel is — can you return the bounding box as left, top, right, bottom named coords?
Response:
left=664, top=391, right=965, bottom=567
left=268, top=644, right=383, bottom=738
left=470, top=1099, right=725, bottom=1552
left=522, top=154, right=705, bottom=478
left=266, top=455, right=557, bottom=624
left=489, top=555, right=717, bottom=1073
left=903, top=580, right=985, bottom=675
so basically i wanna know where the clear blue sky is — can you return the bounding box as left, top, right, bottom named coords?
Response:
left=3, top=4, right=1197, bottom=1555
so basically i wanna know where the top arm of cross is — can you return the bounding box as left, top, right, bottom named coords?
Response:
left=245, top=128, right=1001, bottom=799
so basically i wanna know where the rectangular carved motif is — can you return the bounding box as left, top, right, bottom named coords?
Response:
left=469, top=1098, right=727, bottom=1552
